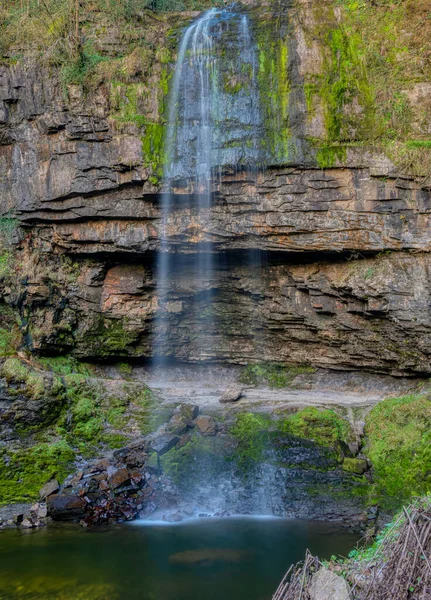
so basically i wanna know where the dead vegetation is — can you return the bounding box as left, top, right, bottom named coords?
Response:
left=273, top=496, right=431, bottom=600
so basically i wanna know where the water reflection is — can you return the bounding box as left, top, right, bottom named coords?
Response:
left=0, top=517, right=358, bottom=600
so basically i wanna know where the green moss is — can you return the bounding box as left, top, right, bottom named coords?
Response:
left=0, top=440, right=76, bottom=505
left=61, top=42, right=105, bottom=89
left=38, top=355, right=93, bottom=377
left=315, top=144, right=347, bottom=168
left=0, top=251, right=13, bottom=279
left=405, top=140, right=431, bottom=149
left=278, top=407, right=352, bottom=449
left=160, top=434, right=222, bottom=484
left=83, top=318, right=140, bottom=356
left=117, top=362, right=133, bottom=377
left=1, top=357, right=29, bottom=382
left=342, top=457, right=368, bottom=475
left=142, top=122, right=166, bottom=182
left=321, top=24, right=374, bottom=142
left=102, top=433, right=129, bottom=449
left=110, top=81, right=148, bottom=127
left=239, top=363, right=316, bottom=388
left=0, top=327, right=19, bottom=357
left=230, top=413, right=269, bottom=469
left=364, top=394, right=431, bottom=508
left=25, top=372, right=46, bottom=400
left=253, top=16, right=291, bottom=162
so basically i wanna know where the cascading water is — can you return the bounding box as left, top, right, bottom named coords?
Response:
left=154, top=6, right=263, bottom=364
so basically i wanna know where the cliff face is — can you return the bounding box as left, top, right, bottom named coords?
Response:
left=1, top=0, right=431, bottom=375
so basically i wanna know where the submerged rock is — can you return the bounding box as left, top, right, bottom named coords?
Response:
left=169, top=548, right=246, bottom=566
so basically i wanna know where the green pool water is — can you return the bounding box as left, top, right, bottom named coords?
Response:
left=0, top=517, right=359, bottom=600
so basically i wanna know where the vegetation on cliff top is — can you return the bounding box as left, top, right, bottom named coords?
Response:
left=305, top=0, right=431, bottom=176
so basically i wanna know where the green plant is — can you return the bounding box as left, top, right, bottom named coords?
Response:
left=61, top=42, right=105, bottom=88
left=231, top=413, right=269, bottom=469
left=38, top=355, right=93, bottom=377
left=365, top=394, right=431, bottom=507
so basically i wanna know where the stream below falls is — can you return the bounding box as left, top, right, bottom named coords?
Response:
left=0, top=517, right=359, bottom=600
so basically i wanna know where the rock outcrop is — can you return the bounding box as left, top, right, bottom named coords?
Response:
left=0, top=0, right=430, bottom=376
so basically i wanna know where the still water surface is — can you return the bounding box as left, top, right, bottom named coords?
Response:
left=0, top=517, right=358, bottom=600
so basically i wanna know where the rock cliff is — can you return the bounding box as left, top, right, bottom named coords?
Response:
left=0, top=0, right=430, bottom=376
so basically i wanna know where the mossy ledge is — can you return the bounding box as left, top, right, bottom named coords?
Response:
left=0, top=356, right=158, bottom=505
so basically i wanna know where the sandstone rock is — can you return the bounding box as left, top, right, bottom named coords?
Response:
left=47, top=495, right=87, bottom=521
left=39, top=479, right=60, bottom=499
left=219, top=384, right=243, bottom=404
left=30, top=502, right=48, bottom=519
left=151, top=433, right=179, bottom=456
left=130, top=470, right=143, bottom=485
left=195, top=416, right=217, bottom=436
left=108, top=468, right=130, bottom=489
left=309, top=567, right=351, bottom=600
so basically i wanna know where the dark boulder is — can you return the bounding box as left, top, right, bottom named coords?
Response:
left=47, top=495, right=87, bottom=521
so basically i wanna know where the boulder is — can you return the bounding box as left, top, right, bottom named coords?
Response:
left=167, top=414, right=189, bottom=436
left=47, top=495, right=87, bottom=521
left=146, top=452, right=159, bottom=474
left=150, top=433, right=179, bottom=456
left=219, top=385, right=244, bottom=404
left=179, top=404, right=199, bottom=421
left=108, top=468, right=130, bottom=489
left=342, top=458, right=368, bottom=475
left=309, top=567, right=351, bottom=600
left=39, top=479, right=60, bottom=499
left=30, top=502, right=48, bottom=519
left=195, top=416, right=218, bottom=436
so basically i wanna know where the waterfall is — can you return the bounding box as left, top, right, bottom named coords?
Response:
left=154, top=6, right=262, bottom=364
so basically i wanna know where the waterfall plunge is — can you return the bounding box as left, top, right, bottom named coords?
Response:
left=154, top=7, right=262, bottom=364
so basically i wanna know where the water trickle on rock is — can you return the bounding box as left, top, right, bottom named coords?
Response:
left=154, top=6, right=263, bottom=363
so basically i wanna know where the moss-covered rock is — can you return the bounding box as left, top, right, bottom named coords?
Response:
left=342, top=457, right=368, bottom=475
left=364, top=393, right=431, bottom=508
left=278, top=407, right=353, bottom=450
left=230, top=412, right=269, bottom=469
left=239, top=363, right=315, bottom=388
left=0, top=440, right=76, bottom=506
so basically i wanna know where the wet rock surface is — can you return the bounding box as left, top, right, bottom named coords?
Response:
left=2, top=393, right=372, bottom=532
